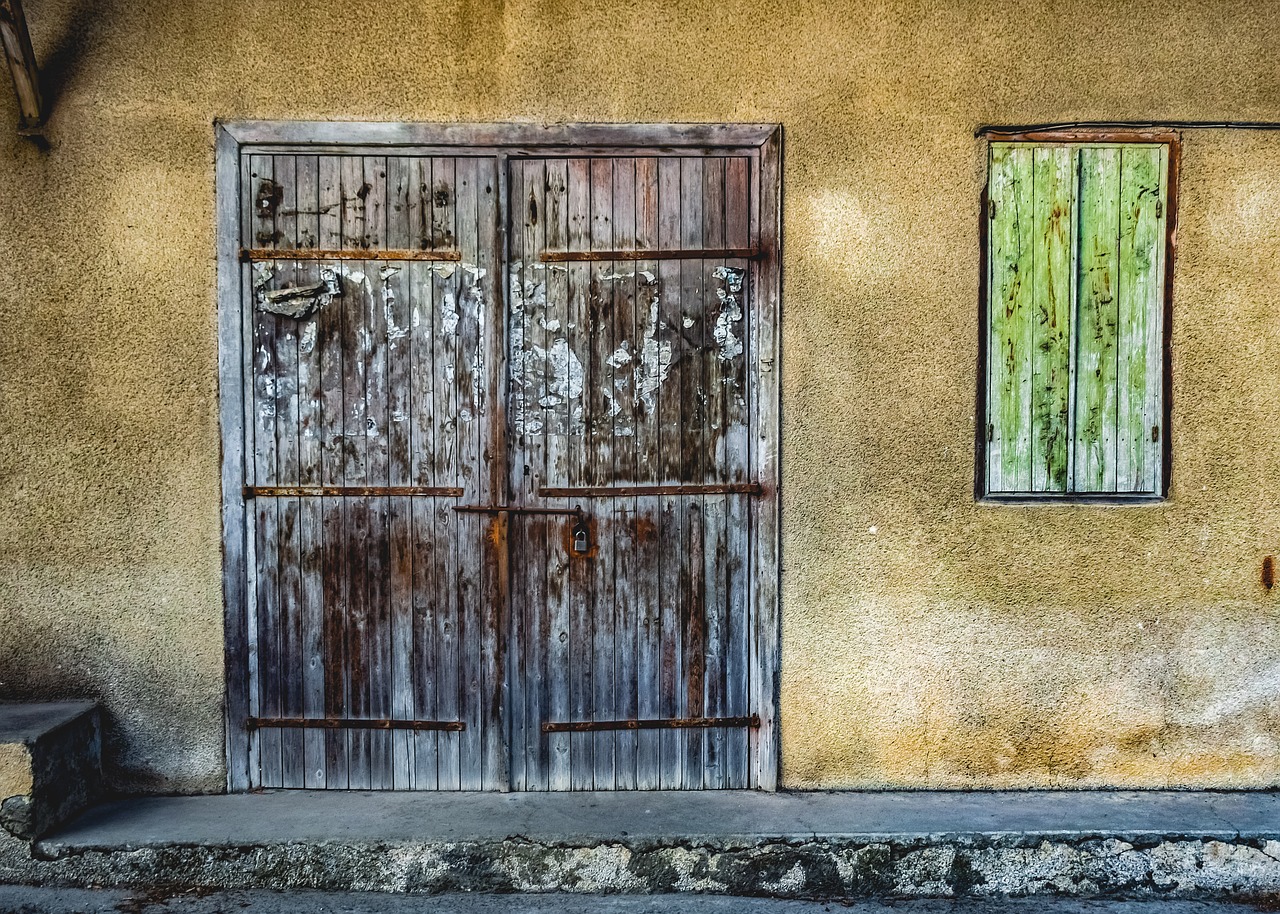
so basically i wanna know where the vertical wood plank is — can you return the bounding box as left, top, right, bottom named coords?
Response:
left=986, top=144, right=1035, bottom=493
left=454, top=157, right=485, bottom=789
left=249, top=153, right=283, bottom=789
left=587, top=157, right=617, bottom=790
left=655, top=156, right=684, bottom=788
left=702, top=157, right=730, bottom=790
left=722, top=155, right=752, bottom=788
left=317, top=155, right=349, bottom=788
left=339, top=155, right=373, bottom=789
left=272, top=155, right=306, bottom=788
left=505, top=158, right=530, bottom=791
left=1116, top=145, right=1164, bottom=493
left=564, top=157, right=595, bottom=790
left=753, top=131, right=782, bottom=790
left=363, top=156, right=393, bottom=789
left=293, top=153, right=327, bottom=790
left=1030, top=145, right=1074, bottom=493
left=544, top=158, right=573, bottom=790
left=385, top=155, right=416, bottom=789
left=1075, top=146, right=1122, bottom=492
left=678, top=157, right=707, bottom=789
left=611, top=157, right=639, bottom=790
left=216, top=125, right=251, bottom=792
left=433, top=158, right=463, bottom=790
left=1150, top=145, right=1170, bottom=493
left=632, top=157, right=662, bottom=790
left=476, top=156, right=509, bottom=791
left=409, top=157, right=440, bottom=790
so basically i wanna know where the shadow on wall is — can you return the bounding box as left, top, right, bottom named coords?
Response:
left=29, top=0, right=114, bottom=131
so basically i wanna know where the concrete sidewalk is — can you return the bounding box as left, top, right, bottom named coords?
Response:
left=3, top=791, right=1280, bottom=900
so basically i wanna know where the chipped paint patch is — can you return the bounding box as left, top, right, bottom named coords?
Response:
left=713, top=266, right=745, bottom=363
left=607, top=343, right=633, bottom=368
left=380, top=267, right=408, bottom=340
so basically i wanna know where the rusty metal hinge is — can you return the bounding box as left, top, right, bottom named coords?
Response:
left=988, top=423, right=994, bottom=442
left=1151, top=424, right=1160, bottom=442
left=988, top=198, right=995, bottom=219
left=1156, top=200, right=1163, bottom=219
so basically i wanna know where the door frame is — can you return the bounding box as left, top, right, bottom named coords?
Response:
left=215, top=121, right=783, bottom=791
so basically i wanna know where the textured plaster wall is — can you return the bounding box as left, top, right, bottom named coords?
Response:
left=2, top=0, right=1280, bottom=792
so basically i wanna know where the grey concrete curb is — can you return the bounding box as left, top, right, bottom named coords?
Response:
left=5, top=791, right=1280, bottom=901
left=6, top=832, right=1280, bottom=900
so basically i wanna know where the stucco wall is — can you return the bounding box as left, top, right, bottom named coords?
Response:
left=2, top=0, right=1280, bottom=792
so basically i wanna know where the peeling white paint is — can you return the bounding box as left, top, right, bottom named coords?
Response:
left=607, top=343, right=633, bottom=368
left=299, top=322, right=317, bottom=355
left=441, top=291, right=459, bottom=335
left=713, top=266, right=745, bottom=362
left=547, top=338, right=585, bottom=402
left=599, top=270, right=635, bottom=282
left=365, top=417, right=379, bottom=438
left=381, top=268, right=409, bottom=341
left=640, top=270, right=656, bottom=284
left=634, top=294, right=672, bottom=411
left=433, top=264, right=457, bottom=279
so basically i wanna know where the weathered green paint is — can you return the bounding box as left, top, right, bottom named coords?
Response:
left=1030, top=145, right=1074, bottom=492
left=1116, top=145, right=1165, bottom=493
left=987, top=144, right=1035, bottom=492
left=986, top=141, right=1167, bottom=496
left=1074, top=146, right=1122, bottom=492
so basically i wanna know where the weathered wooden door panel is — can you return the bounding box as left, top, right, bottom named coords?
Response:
left=241, top=152, right=505, bottom=790
left=506, top=155, right=758, bottom=790
left=222, top=125, right=779, bottom=793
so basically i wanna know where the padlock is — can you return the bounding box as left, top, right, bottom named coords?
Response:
left=571, top=516, right=590, bottom=554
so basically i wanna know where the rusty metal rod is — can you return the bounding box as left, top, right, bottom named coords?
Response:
left=240, top=248, right=463, bottom=263
left=539, top=483, right=763, bottom=498
left=540, top=247, right=758, bottom=262
left=454, top=504, right=583, bottom=516
left=245, top=486, right=464, bottom=498
left=248, top=717, right=466, bottom=732
left=542, top=715, right=761, bottom=733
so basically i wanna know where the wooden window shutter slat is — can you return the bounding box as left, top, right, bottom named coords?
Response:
left=1116, top=145, right=1166, bottom=494
left=1029, top=145, right=1075, bottom=493
left=987, top=144, right=1036, bottom=492
left=1073, top=146, right=1123, bottom=493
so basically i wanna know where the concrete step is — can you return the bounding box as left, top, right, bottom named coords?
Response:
left=0, top=701, right=101, bottom=840
left=3, top=790, right=1280, bottom=900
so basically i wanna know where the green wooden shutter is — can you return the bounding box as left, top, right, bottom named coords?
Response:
left=985, top=141, right=1167, bottom=497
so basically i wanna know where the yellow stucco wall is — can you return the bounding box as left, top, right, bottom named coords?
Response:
left=2, top=0, right=1280, bottom=792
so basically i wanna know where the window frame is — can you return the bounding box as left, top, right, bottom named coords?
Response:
left=974, top=127, right=1181, bottom=505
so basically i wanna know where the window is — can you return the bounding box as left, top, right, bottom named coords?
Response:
left=979, top=132, right=1177, bottom=500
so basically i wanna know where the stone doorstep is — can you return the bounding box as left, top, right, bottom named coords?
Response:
left=0, top=701, right=102, bottom=841
left=3, top=790, right=1280, bottom=900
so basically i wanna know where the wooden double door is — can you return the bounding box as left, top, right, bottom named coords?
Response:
left=219, top=124, right=780, bottom=792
